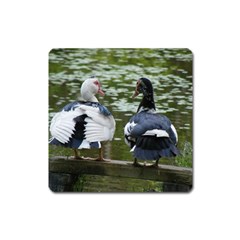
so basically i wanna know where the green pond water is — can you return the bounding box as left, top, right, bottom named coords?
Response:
left=49, top=48, right=193, bottom=192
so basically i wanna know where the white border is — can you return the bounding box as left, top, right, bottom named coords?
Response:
left=1, top=1, right=240, bottom=240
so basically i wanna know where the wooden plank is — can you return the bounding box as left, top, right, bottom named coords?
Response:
left=49, top=156, right=192, bottom=187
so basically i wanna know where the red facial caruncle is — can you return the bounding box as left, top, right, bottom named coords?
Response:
left=94, top=80, right=105, bottom=96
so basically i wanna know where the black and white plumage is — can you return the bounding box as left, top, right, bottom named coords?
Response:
left=124, top=77, right=179, bottom=167
left=49, top=77, right=116, bottom=160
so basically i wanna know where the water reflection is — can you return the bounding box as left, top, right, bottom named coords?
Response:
left=49, top=48, right=193, bottom=164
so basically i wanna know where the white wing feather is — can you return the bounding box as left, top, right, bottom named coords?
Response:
left=124, top=121, right=137, bottom=147
left=79, top=105, right=116, bottom=142
left=170, top=124, right=178, bottom=143
left=50, top=108, right=84, bottom=144
left=143, top=129, right=169, bottom=138
left=50, top=104, right=115, bottom=144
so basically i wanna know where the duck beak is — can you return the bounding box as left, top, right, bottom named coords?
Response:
left=132, top=79, right=141, bottom=98
left=132, top=89, right=139, bottom=98
left=98, top=88, right=105, bottom=96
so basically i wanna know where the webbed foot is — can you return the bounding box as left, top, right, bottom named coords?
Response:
left=132, top=158, right=143, bottom=167
left=94, top=157, right=110, bottom=162
left=148, top=160, right=159, bottom=168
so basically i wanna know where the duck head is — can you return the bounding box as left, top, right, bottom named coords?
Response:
left=81, top=76, right=105, bottom=102
left=132, top=78, right=154, bottom=99
left=132, top=77, right=156, bottom=111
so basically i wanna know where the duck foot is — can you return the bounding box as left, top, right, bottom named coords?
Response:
left=131, top=159, right=159, bottom=168
left=147, top=160, right=159, bottom=168
left=68, top=155, right=86, bottom=160
left=147, top=163, right=159, bottom=168
left=132, top=158, right=143, bottom=167
left=94, top=157, right=110, bottom=162
left=93, top=148, right=110, bottom=162
left=74, top=156, right=85, bottom=160
left=72, top=149, right=85, bottom=160
left=133, top=162, right=143, bottom=167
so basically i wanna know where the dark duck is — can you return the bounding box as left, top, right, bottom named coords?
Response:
left=124, top=77, right=179, bottom=167
left=49, top=76, right=116, bottom=160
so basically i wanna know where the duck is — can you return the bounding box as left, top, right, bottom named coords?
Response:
left=49, top=76, right=116, bottom=160
left=124, top=77, right=179, bottom=167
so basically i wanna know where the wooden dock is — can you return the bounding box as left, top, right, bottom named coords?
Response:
left=49, top=156, right=192, bottom=192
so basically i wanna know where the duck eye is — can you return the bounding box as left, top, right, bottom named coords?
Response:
left=138, top=81, right=146, bottom=92
left=94, top=80, right=99, bottom=86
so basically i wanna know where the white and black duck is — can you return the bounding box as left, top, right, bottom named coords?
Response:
left=49, top=76, right=116, bottom=160
left=124, top=77, right=179, bottom=167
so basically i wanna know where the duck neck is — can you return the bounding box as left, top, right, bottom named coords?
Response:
left=137, top=94, right=156, bottom=112
left=81, top=91, right=98, bottom=102
left=88, top=95, right=98, bottom=102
